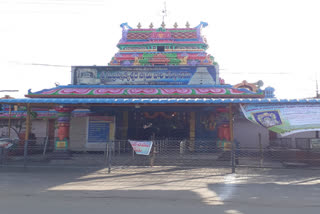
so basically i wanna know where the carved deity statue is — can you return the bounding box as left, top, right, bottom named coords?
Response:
left=180, top=56, right=188, bottom=65
left=133, top=57, right=140, bottom=65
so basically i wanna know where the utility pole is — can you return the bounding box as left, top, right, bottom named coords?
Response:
left=316, top=79, right=319, bottom=98
left=316, top=77, right=319, bottom=138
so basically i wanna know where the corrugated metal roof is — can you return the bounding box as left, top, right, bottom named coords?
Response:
left=1, top=98, right=320, bottom=104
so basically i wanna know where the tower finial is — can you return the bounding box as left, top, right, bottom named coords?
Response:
left=161, top=21, right=166, bottom=28
left=186, top=21, right=190, bottom=28
left=149, top=22, right=154, bottom=29
left=137, top=22, right=141, bottom=29
left=162, top=2, right=167, bottom=23
left=174, top=22, right=178, bottom=28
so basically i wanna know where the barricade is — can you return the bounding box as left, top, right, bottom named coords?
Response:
left=1, top=138, right=320, bottom=173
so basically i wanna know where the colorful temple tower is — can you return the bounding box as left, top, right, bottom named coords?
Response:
left=28, top=22, right=264, bottom=99
left=109, top=22, right=215, bottom=67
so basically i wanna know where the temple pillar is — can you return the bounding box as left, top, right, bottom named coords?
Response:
left=122, top=111, right=128, bottom=140
left=189, top=112, right=196, bottom=152
left=54, top=106, right=74, bottom=153
left=228, top=104, right=234, bottom=143
left=24, top=104, right=31, bottom=141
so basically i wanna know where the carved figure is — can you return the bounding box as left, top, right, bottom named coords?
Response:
left=180, top=56, right=188, bottom=65
left=133, top=57, right=140, bottom=65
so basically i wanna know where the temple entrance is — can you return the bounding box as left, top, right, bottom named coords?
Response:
left=128, top=111, right=189, bottom=140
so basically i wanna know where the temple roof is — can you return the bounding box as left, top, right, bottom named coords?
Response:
left=118, top=22, right=207, bottom=46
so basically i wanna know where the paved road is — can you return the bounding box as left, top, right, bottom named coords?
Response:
left=0, top=167, right=320, bottom=214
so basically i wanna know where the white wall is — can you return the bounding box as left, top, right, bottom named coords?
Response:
left=0, top=119, right=47, bottom=140
left=234, top=118, right=319, bottom=149
left=0, top=127, right=18, bottom=139
left=234, top=118, right=270, bottom=148
left=31, top=120, right=48, bottom=138
left=277, top=131, right=318, bottom=148
left=278, top=131, right=317, bottom=139
left=69, top=117, right=87, bottom=151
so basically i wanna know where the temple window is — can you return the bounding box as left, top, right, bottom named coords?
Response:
left=157, top=46, right=165, bottom=52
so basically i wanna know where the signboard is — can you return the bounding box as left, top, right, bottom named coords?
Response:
left=72, top=66, right=218, bottom=85
left=88, top=122, right=109, bottom=143
left=86, top=116, right=115, bottom=149
left=217, top=140, right=232, bottom=151
left=129, top=140, right=153, bottom=155
left=310, top=138, right=320, bottom=149
left=55, top=140, right=68, bottom=150
left=241, top=104, right=320, bottom=136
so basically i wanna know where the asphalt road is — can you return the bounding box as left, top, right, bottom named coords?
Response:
left=0, top=167, right=320, bottom=214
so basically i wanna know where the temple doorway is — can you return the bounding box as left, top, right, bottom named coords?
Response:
left=127, top=111, right=189, bottom=140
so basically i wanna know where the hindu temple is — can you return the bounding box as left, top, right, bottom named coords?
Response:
left=1, top=21, right=318, bottom=158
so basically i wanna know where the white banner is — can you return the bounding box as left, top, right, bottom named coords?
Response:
left=241, top=103, right=320, bottom=136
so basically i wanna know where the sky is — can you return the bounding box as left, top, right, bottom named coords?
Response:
left=0, top=0, right=319, bottom=99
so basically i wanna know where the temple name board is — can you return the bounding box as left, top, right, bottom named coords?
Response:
left=72, top=66, right=218, bottom=85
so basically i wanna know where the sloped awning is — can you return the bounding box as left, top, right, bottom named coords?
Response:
left=25, top=85, right=264, bottom=98
left=0, top=98, right=320, bottom=105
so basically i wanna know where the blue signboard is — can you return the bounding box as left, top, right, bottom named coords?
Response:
left=88, top=120, right=109, bottom=143
left=73, top=66, right=218, bottom=85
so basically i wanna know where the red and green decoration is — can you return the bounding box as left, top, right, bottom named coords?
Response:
left=27, top=86, right=264, bottom=98
left=108, top=22, right=217, bottom=67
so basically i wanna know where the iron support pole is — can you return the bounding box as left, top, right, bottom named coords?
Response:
left=8, top=105, right=12, bottom=138
left=229, top=103, right=235, bottom=173
left=108, top=142, right=112, bottom=174
left=24, top=104, right=31, bottom=168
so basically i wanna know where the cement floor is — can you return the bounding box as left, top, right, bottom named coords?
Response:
left=0, top=167, right=320, bottom=214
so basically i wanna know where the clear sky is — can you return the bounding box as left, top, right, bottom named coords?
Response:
left=0, top=0, right=319, bottom=99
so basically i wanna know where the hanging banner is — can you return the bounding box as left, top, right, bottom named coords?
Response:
left=0, top=139, right=13, bottom=149
left=240, top=103, right=320, bottom=136
left=129, top=140, right=153, bottom=155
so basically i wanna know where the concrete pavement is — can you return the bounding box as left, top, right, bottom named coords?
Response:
left=0, top=166, right=320, bottom=214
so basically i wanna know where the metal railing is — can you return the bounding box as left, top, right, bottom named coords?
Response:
left=1, top=138, right=320, bottom=172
